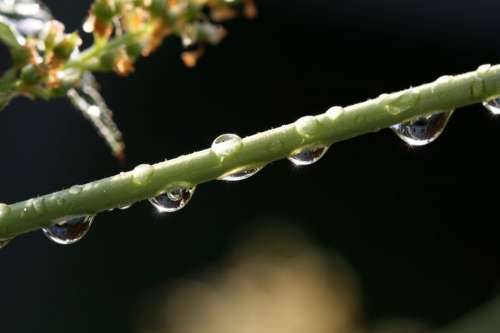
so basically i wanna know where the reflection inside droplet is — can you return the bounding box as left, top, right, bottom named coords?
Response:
left=218, top=165, right=264, bottom=182
left=391, top=111, right=453, bottom=146
left=42, top=215, right=95, bottom=245
left=149, top=186, right=196, bottom=213
left=483, top=97, right=500, bottom=115
left=288, top=145, right=329, bottom=166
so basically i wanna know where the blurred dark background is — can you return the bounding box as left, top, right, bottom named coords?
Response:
left=1, top=0, right=500, bottom=332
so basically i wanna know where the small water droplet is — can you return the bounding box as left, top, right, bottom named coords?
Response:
left=149, top=186, right=196, bottom=213
left=42, top=215, right=95, bottom=245
left=132, top=164, right=154, bottom=185
left=218, top=165, right=264, bottom=181
left=0, top=238, right=10, bottom=249
left=56, top=195, right=66, bottom=206
left=325, top=106, right=344, bottom=121
left=477, top=64, right=492, bottom=78
left=483, top=97, right=500, bottom=115
left=211, top=133, right=243, bottom=158
left=288, top=145, right=330, bottom=166
left=436, top=75, right=453, bottom=84
left=391, top=111, right=453, bottom=146
left=69, top=185, right=83, bottom=195
left=295, top=116, right=320, bottom=138
left=33, top=197, right=46, bottom=213
left=384, top=90, right=420, bottom=115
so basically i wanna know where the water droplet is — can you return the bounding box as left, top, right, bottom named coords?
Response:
left=436, top=75, right=453, bottom=84
left=42, top=215, right=95, bottom=245
left=477, top=64, right=492, bottom=78
left=33, top=197, right=46, bottom=213
left=0, top=238, right=10, bottom=249
left=132, top=164, right=154, bottom=185
left=288, top=145, right=330, bottom=166
left=384, top=90, right=420, bottom=115
left=149, top=186, right=196, bottom=213
left=325, top=106, right=344, bottom=121
left=295, top=116, right=320, bottom=138
left=391, top=111, right=453, bottom=146
left=483, top=97, right=500, bottom=115
left=211, top=133, right=243, bottom=158
left=69, top=185, right=83, bottom=195
left=218, top=165, right=264, bottom=181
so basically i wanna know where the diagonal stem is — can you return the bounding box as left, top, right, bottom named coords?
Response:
left=1, top=64, right=500, bottom=240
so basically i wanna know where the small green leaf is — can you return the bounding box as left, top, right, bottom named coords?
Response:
left=0, top=19, right=23, bottom=49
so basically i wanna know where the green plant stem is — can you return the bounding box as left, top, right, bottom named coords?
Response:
left=64, top=28, right=151, bottom=71
left=1, top=64, right=500, bottom=239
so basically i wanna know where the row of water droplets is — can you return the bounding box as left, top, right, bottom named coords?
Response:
left=0, top=3, right=498, bottom=248
left=34, top=79, right=500, bottom=247
left=1, top=116, right=335, bottom=248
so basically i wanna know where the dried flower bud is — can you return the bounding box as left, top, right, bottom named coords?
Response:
left=114, top=49, right=135, bottom=76
left=123, top=7, right=150, bottom=32
left=210, top=6, right=238, bottom=22
left=243, top=0, right=257, bottom=19
left=142, top=19, right=171, bottom=56
left=181, top=46, right=204, bottom=68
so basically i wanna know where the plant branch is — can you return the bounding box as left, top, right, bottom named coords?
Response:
left=1, top=64, right=500, bottom=240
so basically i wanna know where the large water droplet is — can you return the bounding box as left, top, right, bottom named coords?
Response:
left=218, top=165, right=263, bottom=181
left=325, top=106, right=344, bottom=122
left=391, top=111, right=453, bottom=146
left=211, top=133, right=242, bottom=158
left=288, top=145, right=330, bottom=166
left=483, top=98, right=500, bottom=115
left=149, top=186, right=196, bottom=213
left=132, top=164, right=154, bottom=185
left=42, top=215, right=95, bottom=245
